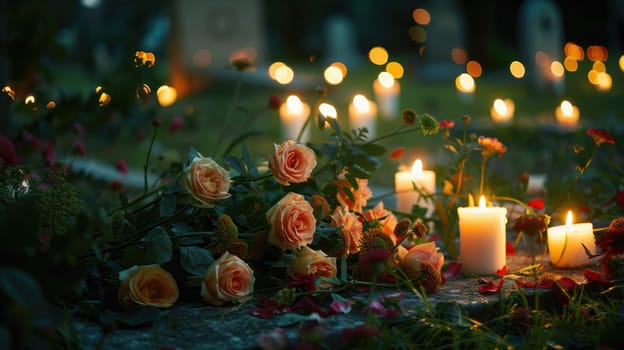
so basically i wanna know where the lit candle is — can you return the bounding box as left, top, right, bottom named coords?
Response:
left=455, top=73, right=475, bottom=103
left=458, top=196, right=507, bottom=275
left=394, top=159, right=436, bottom=215
left=373, top=72, right=400, bottom=119
left=490, top=98, right=514, bottom=125
left=547, top=211, right=596, bottom=268
left=555, top=100, right=579, bottom=129
left=279, top=95, right=310, bottom=143
left=348, top=94, right=377, bottom=138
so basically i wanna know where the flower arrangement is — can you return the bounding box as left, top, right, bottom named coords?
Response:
left=1, top=50, right=623, bottom=349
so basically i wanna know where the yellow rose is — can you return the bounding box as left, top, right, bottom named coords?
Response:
left=290, top=246, right=337, bottom=287
left=201, top=252, right=255, bottom=306
left=266, top=192, right=316, bottom=250
left=182, top=155, right=231, bottom=207
left=269, top=140, right=317, bottom=185
left=118, top=265, right=179, bottom=309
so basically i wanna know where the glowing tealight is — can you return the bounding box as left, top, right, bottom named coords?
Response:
left=548, top=210, right=596, bottom=268
left=348, top=95, right=377, bottom=137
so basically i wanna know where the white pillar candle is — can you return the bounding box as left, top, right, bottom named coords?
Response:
left=394, top=159, right=436, bottom=214
left=555, top=100, right=580, bottom=129
left=279, top=95, right=310, bottom=143
left=373, top=72, right=400, bottom=119
left=547, top=211, right=596, bottom=268
left=348, top=94, right=377, bottom=138
left=458, top=196, right=507, bottom=275
left=490, top=98, right=514, bottom=125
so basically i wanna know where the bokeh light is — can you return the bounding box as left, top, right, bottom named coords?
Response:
left=369, top=46, right=389, bottom=65
left=412, top=8, right=431, bottom=25
left=596, top=72, right=612, bottom=91
left=286, top=95, right=304, bottom=114
left=408, top=26, right=427, bottom=43
left=324, top=64, right=344, bottom=85
left=592, top=61, right=606, bottom=73
left=268, top=61, right=286, bottom=80
left=564, top=56, right=578, bottom=72
left=25, top=95, right=36, bottom=105
left=619, top=55, right=624, bottom=72
left=550, top=61, right=564, bottom=78
left=451, top=48, right=468, bottom=64
left=587, top=45, right=608, bottom=61
left=275, top=65, right=294, bottom=85
left=455, top=73, right=475, bottom=93
left=386, top=61, right=404, bottom=79
left=509, top=61, right=525, bottom=78
left=564, top=42, right=584, bottom=60
left=156, top=85, right=177, bottom=107
left=353, top=94, right=371, bottom=112
left=319, top=102, right=337, bottom=119
left=466, top=60, right=482, bottom=78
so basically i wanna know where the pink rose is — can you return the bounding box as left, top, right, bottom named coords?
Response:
left=269, top=140, right=317, bottom=186
left=289, top=246, right=337, bottom=288
left=182, top=155, right=231, bottom=207
left=266, top=192, right=316, bottom=250
left=330, top=206, right=363, bottom=255
left=401, top=241, right=444, bottom=272
left=201, top=252, right=255, bottom=306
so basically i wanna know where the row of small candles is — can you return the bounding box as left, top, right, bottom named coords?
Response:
left=278, top=72, right=400, bottom=142
left=393, top=159, right=595, bottom=275
left=490, top=97, right=581, bottom=128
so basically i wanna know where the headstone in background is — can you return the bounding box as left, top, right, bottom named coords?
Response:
left=418, top=0, right=466, bottom=81
left=518, top=0, right=564, bottom=93
left=170, top=0, right=268, bottom=96
left=323, top=14, right=362, bottom=68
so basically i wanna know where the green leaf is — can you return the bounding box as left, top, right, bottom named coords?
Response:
left=444, top=144, right=458, bottom=154
left=180, top=246, right=214, bottom=276
left=359, top=143, right=386, bottom=156
left=144, top=227, right=172, bottom=264
left=224, top=155, right=246, bottom=175
left=0, top=267, right=44, bottom=306
left=100, top=306, right=162, bottom=327
left=159, top=193, right=176, bottom=217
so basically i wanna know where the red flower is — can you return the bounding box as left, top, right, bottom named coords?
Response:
left=478, top=278, right=504, bottom=294
left=438, top=120, right=455, bottom=128
left=388, top=147, right=406, bottom=160
left=506, top=242, right=517, bottom=256
left=527, top=198, right=544, bottom=210
left=287, top=274, right=317, bottom=292
left=595, top=218, right=624, bottom=255
left=587, top=129, right=615, bottom=145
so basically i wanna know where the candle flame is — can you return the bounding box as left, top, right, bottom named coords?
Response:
left=378, top=72, right=395, bottom=88
left=319, top=102, right=337, bottom=119
left=353, top=94, right=370, bottom=112
left=410, top=159, right=423, bottom=177
left=479, top=195, right=486, bottom=208
left=565, top=210, right=573, bottom=227
left=561, top=100, right=573, bottom=116
left=493, top=99, right=507, bottom=115
left=286, top=95, right=303, bottom=114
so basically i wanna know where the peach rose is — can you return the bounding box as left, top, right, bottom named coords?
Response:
left=363, top=201, right=398, bottom=243
left=266, top=192, right=316, bottom=250
left=118, top=265, right=179, bottom=309
left=335, top=177, right=373, bottom=213
left=290, top=246, right=337, bottom=287
left=330, top=206, right=363, bottom=255
left=269, top=140, right=317, bottom=185
left=401, top=241, right=444, bottom=272
left=182, top=155, right=231, bottom=207
left=201, top=252, right=255, bottom=306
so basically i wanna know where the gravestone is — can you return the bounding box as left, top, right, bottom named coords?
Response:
left=518, top=0, right=564, bottom=94
left=417, top=0, right=466, bottom=81
left=322, top=14, right=362, bottom=68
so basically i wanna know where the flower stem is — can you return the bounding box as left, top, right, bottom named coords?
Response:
left=215, top=71, right=244, bottom=157
left=144, top=123, right=159, bottom=195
